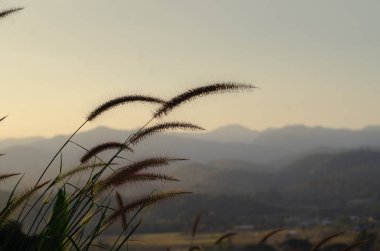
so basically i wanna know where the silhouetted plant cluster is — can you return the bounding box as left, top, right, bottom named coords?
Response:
left=1, top=12, right=255, bottom=248
left=0, top=80, right=254, bottom=250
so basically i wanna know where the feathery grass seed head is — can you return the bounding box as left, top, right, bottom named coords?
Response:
left=96, top=173, right=178, bottom=194
left=0, top=115, right=7, bottom=122
left=130, top=122, right=205, bottom=145
left=95, top=157, right=183, bottom=194
left=81, top=142, right=133, bottom=163
left=0, top=8, right=23, bottom=19
left=154, top=82, right=255, bottom=117
left=87, top=95, right=165, bottom=121
left=0, top=173, right=20, bottom=182
left=111, top=157, right=185, bottom=177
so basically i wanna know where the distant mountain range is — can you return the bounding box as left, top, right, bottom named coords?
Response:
left=137, top=149, right=380, bottom=232
left=1, top=124, right=380, bottom=186
left=2, top=125, right=380, bottom=231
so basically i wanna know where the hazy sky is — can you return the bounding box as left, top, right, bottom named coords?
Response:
left=1, top=0, right=379, bottom=138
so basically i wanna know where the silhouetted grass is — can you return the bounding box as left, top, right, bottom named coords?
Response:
left=0, top=73, right=254, bottom=250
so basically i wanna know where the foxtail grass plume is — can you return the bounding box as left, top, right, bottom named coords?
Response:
left=96, top=173, right=178, bottom=193
left=0, top=173, right=20, bottom=183
left=130, top=122, right=205, bottom=145
left=0, top=115, right=7, bottom=122
left=121, top=172, right=178, bottom=183
left=95, top=157, right=184, bottom=193
left=0, top=8, right=23, bottom=19
left=87, top=95, right=165, bottom=121
left=107, top=191, right=191, bottom=224
left=108, top=157, right=185, bottom=177
left=80, top=142, right=133, bottom=163
left=154, top=82, right=255, bottom=117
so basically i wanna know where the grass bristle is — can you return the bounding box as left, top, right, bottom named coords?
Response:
left=87, top=95, right=165, bottom=121
left=0, top=173, right=20, bottom=182
left=97, top=172, right=179, bottom=194
left=123, top=173, right=179, bottom=183
left=80, top=142, right=133, bottom=163
left=107, top=157, right=184, bottom=179
left=0, top=115, right=7, bottom=122
left=130, top=122, right=205, bottom=145
left=0, top=8, right=23, bottom=19
left=94, top=157, right=183, bottom=193
left=154, top=82, right=255, bottom=117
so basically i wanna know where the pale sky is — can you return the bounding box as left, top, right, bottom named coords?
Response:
left=1, top=0, right=379, bottom=138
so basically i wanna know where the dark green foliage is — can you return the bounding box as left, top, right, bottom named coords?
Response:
left=37, top=189, right=69, bottom=251
left=0, top=221, right=37, bottom=251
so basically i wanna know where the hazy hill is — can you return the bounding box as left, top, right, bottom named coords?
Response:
left=3, top=132, right=380, bottom=231
left=180, top=124, right=259, bottom=143
left=2, top=124, right=380, bottom=190
left=137, top=149, right=380, bottom=232
left=275, top=149, right=380, bottom=207
left=0, top=125, right=290, bottom=185
left=168, top=149, right=380, bottom=202
left=253, top=125, right=380, bottom=151
left=168, top=160, right=275, bottom=194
